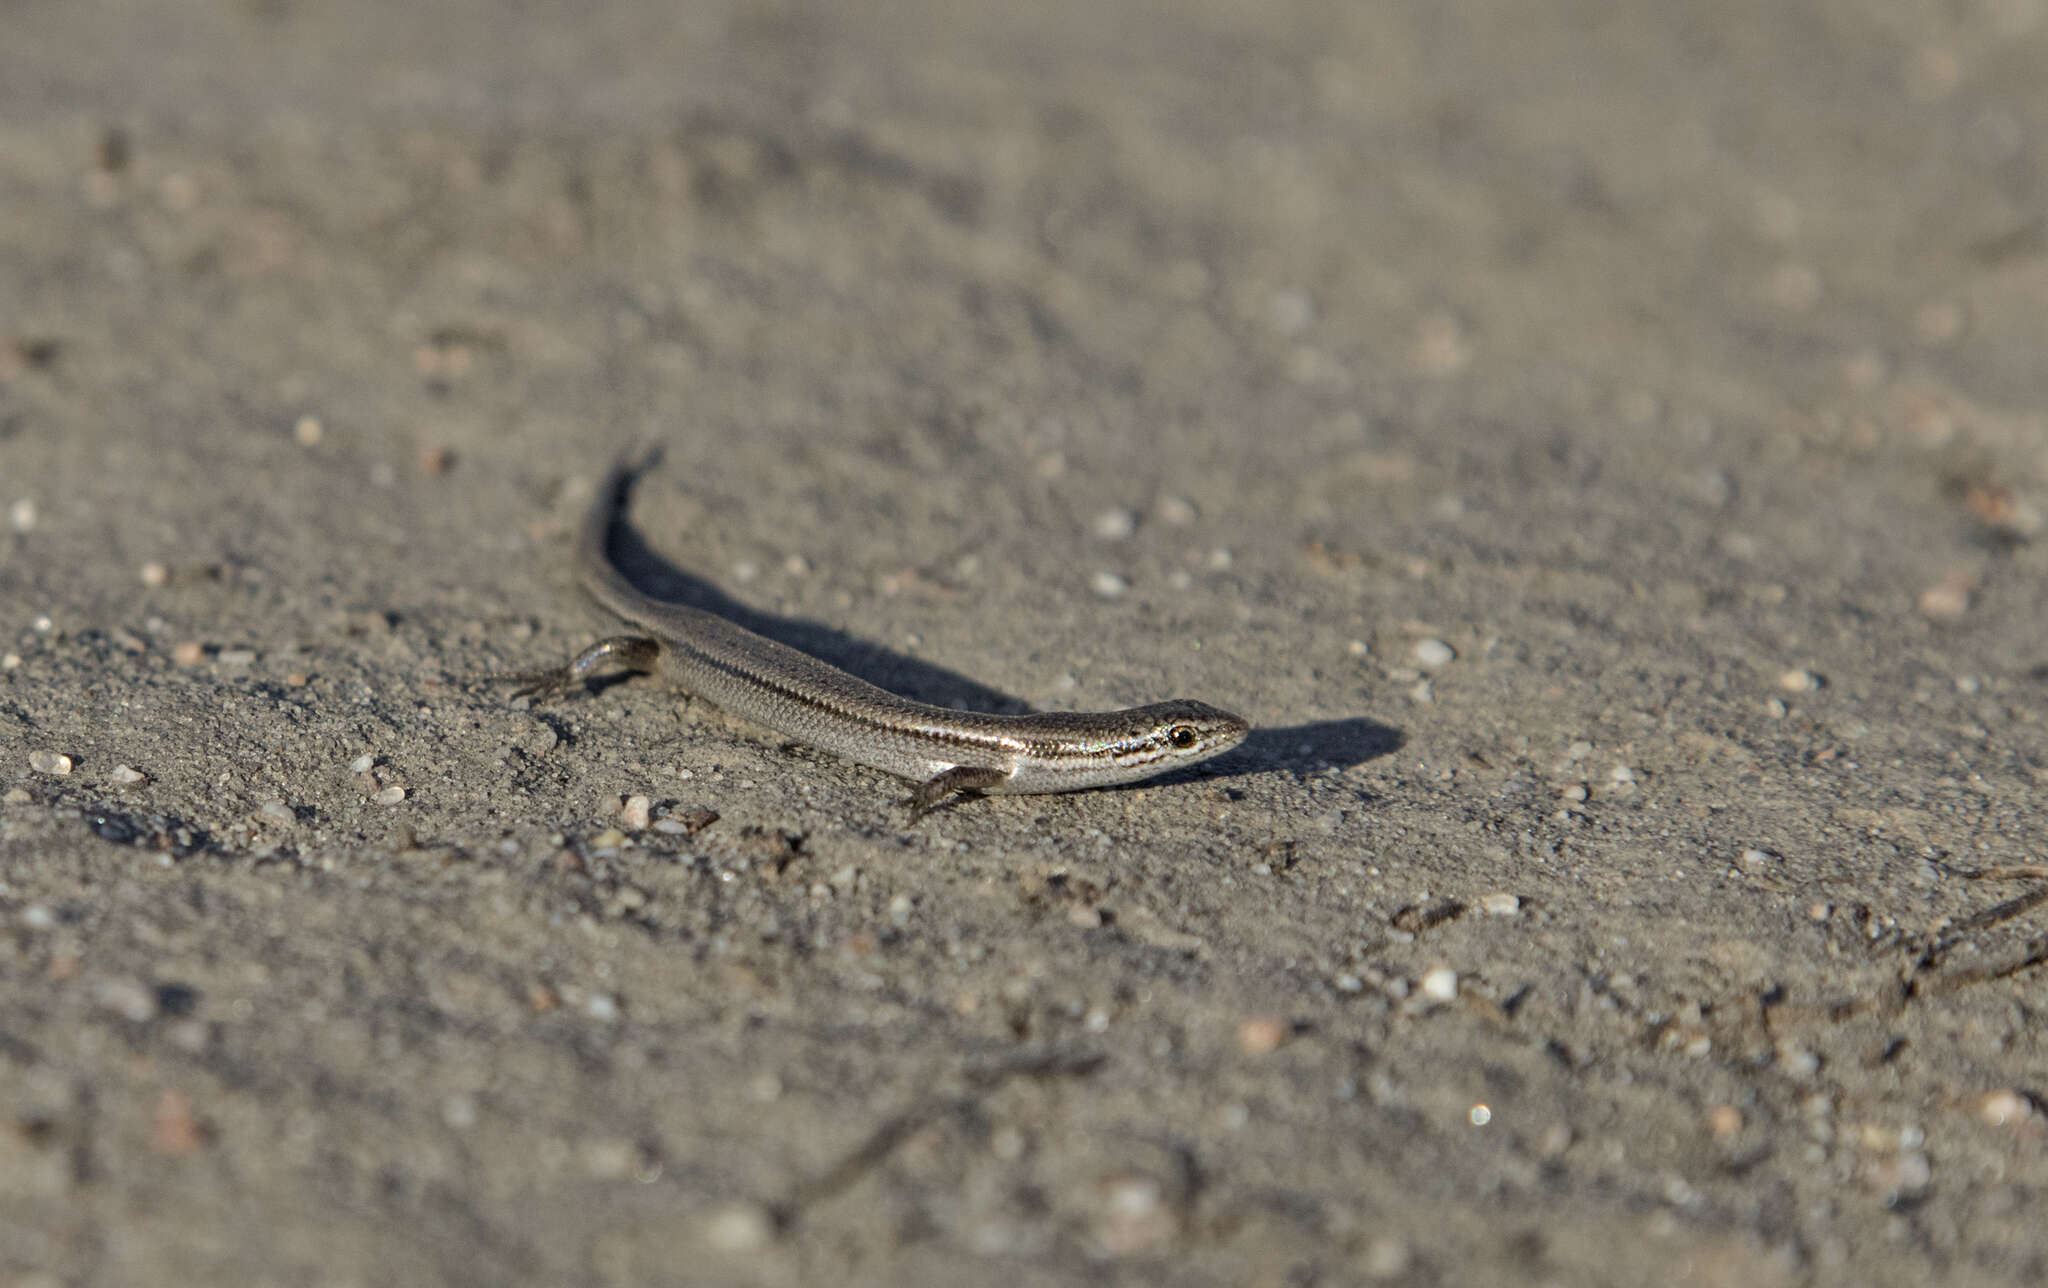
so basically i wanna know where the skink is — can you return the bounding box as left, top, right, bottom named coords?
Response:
left=506, top=461, right=1249, bottom=816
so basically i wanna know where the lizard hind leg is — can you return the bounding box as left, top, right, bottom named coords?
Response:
left=902, top=764, right=1011, bottom=822
left=496, top=635, right=663, bottom=703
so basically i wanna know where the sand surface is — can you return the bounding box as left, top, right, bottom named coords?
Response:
left=3, top=2, right=2047, bottom=1284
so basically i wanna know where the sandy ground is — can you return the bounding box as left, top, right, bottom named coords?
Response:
left=3, top=1, right=2047, bottom=1284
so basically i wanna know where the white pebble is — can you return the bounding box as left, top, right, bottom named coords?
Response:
left=1736, top=848, right=1773, bottom=874
left=703, top=1202, right=775, bottom=1253
left=1419, top=967, right=1459, bottom=1002
left=373, top=785, right=407, bottom=805
left=619, top=794, right=652, bottom=830
left=216, top=649, right=256, bottom=668
left=96, top=978, right=158, bottom=1022
left=22, top=904, right=57, bottom=929
left=1979, top=1089, right=2033, bottom=1128
left=109, top=764, right=146, bottom=785
left=585, top=993, right=619, bottom=1022
left=257, top=800, right=294, bottom=825
left=1607, top=764, right=1635, bottom=784
left=1206, top=547, right=1233, bottom=571
left=1346, top=639, right=1370, bottom=657
left=293, top=414, right=323, bottom=446
left=28, top=750, right=73, bottom=775
left=1408, top=679, right=1434, bottom=704
left=140, top=561, right=169, bottom=587
left=1360, top=1235, right=1413, bottom=1279
left=8, top=498, right=36, bottom=531
left=1778, top=669, right=1821, bottom=692
left=1090, top=571, right=1129, bottom=599
left=1411, top=638, right=1455, bottom=668
left=349, top=753, right=376, bottom=773
left=1479, top=892, right=1520, bottom=916
left=1092, top=507, right=1138, bottom=541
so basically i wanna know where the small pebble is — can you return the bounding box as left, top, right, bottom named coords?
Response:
left=216, top=648, right=256, bottom=668
left=8, top=498, right=35, bottom=531
left=1779, top=1044, right=1822, bottom=1079
left=1360, top=1235, right=1413, bottom=1280
left=151, top=1088, right=205, bottom=1155
left=1346, top=639, right=1370, bottom=657
left=1419, top=967, right=1458, bottom=1002
left=1607, top=764, right=1635, bottom=784
left=1092, top=1174, right=1173, bottom=1256
left=1736, top=848, right=1772, bottom=874
left=582, top=1138, right=637, bottom=1179
left=1407, top=679, right=1434, bottom=704
left=373, top=785, right=407, bottom=805
left=1411, top=638, right=1455, bottom=668
left=293, top=415, right=323, bottom=446
left=619, top=794, right=652, bottom=830
left=703, top=1201, right=775, bottom=1253
left=1918, top=575, right=1973, bottom=621
left=1978, top=1089, right=2033, bottom=1128
left=1559, top=783, right=1588, bottom=802
left=1478, top=892, right=1520, bottom=916
left=29, top=750, right=73, bottom=775
left=442, top=1094, right=479, bottom=1130
left=256, top=800, right=293, bottom=825
left=1409, top=311, right=1472, bottom=376
left=585, top=993, right=619, bottom=1022
left=4, top=787, right=33, bottom=806
left=349, top=753, right=376, bottom=774
left=1709, top=1105, right=1744, bottom=1137
left=21, top=903, right=56, bottom=928
left=1092, top=507, right=1138, bottom=541
left=172, top=641, right=206, bottom=667
left=109, top=764, right=146, bottom=785
left=96, top=977, right=158, bottom=1022
left=1778, top=669, right=1821, bottom=693
left=1206, top=547, right=1233, bottom=571
left=1156, top=496, right=1197, bottom=525
left=1090, top=571, right=1129, bottom=599
left=1237, top=1016, right=1288, bottom=1055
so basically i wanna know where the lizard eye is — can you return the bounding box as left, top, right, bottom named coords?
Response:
left=1168, top=725, right=1199, bottom=750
